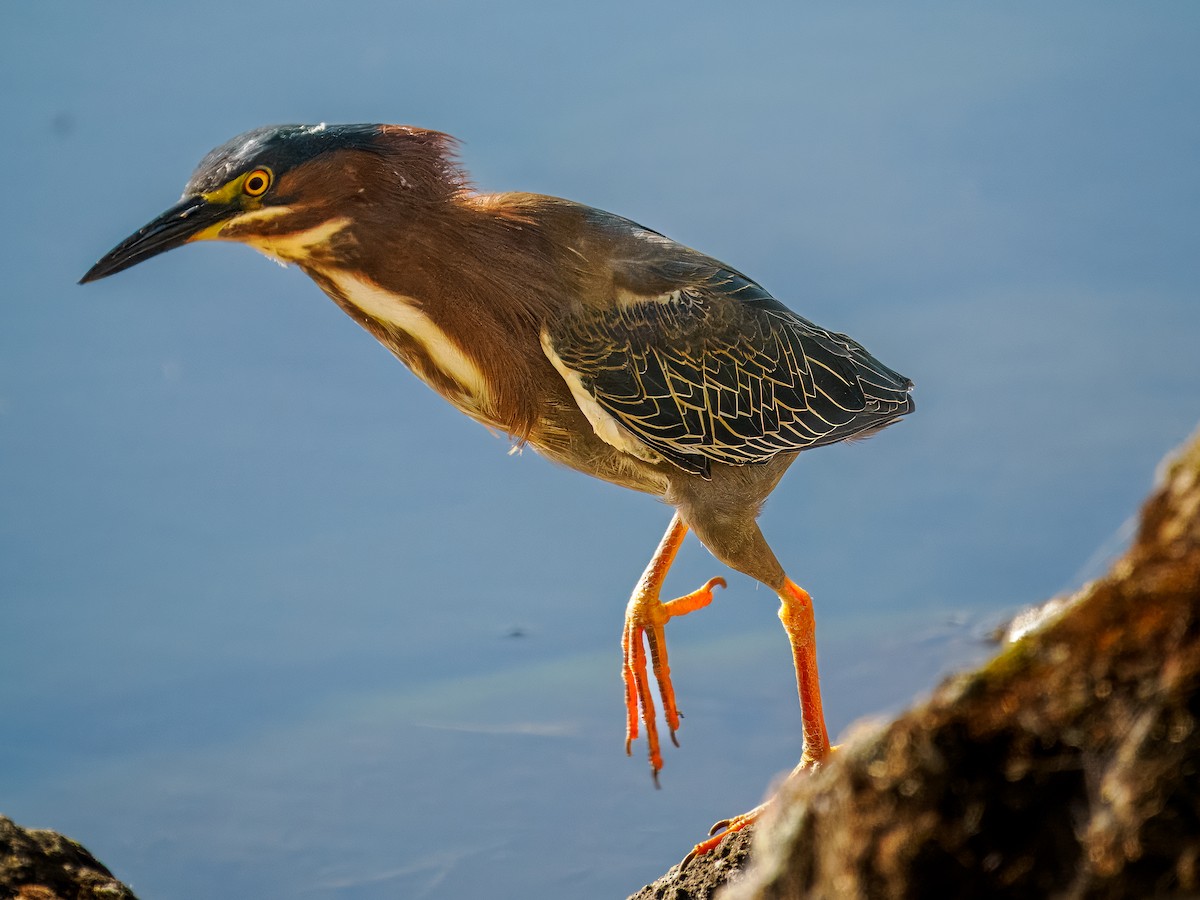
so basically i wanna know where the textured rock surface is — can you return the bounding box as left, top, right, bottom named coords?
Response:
left=632, top=427, right=1200, bottom=900
left=0, top=816, right=137, bottom=899
left=628, top=825, right=757, bottom=900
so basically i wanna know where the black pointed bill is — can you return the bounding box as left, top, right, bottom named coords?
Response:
left=79, top=196, right=235, bottom=284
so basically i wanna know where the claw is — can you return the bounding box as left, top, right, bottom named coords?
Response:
left=661, top=577, right=726, bottom=617
left=682, top=805, right=765, bottom=866
left=622, top=570, right=725, bottom=780
left=681, top=806, right=763, bottom=868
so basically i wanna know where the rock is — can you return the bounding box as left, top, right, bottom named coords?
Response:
left=633, top=426, right=1200, bottom=899
left=628, top=825, right=756, bottom=900
left=0, top=816, right=138, bottom=899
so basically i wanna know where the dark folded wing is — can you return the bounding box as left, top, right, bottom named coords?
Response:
left=545, top=267, right=914, bottom=478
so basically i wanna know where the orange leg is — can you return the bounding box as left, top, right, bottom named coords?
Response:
left=622, top=513, right=726, bottom=784
left=684, top=578, right=833, bottom=864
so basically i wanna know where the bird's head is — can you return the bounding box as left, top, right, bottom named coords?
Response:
left=81, top=123, right=466, bottom=283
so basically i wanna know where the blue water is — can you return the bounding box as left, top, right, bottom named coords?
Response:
left=3, top=4, right=1199, bottom=898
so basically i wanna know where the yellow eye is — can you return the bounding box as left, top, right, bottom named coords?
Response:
left=242, top=168, right=272, bottom=197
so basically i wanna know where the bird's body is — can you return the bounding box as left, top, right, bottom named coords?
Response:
left=82, top=123, right=914, bottom=860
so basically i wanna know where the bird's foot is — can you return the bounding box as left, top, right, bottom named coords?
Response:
left=681, top=744, right=839, bottom=867
left=622, top=575, right=726, bottom=783
left=681, top=804, right=767, bottom=868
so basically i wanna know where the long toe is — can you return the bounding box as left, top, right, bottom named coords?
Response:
left=622, top=576, right=725, bottom=781
left=682, top=804, right=767, bottom=868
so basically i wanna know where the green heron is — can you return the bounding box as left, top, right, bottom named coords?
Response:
left=81, top=124, right=914, bottom=859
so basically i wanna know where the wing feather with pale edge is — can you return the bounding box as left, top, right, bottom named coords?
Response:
left=545, top=267, right=914, bottom=479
